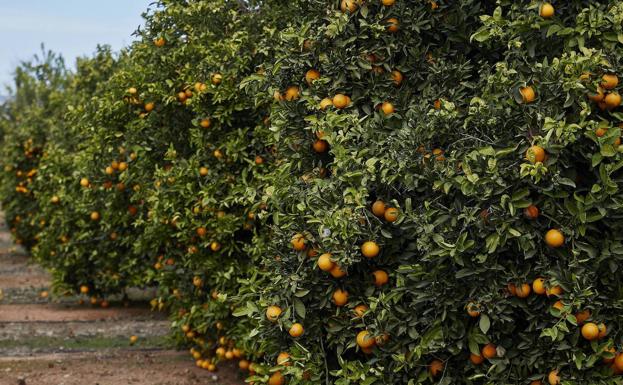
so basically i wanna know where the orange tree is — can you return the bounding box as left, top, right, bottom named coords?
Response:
left=240, top=1, right=623, bottom=384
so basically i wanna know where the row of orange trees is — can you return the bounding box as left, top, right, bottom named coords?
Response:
left=3, top=1, right=623, bottom=384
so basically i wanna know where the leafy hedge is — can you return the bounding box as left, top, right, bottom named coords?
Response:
left=3, top=0, right=623, bottom=384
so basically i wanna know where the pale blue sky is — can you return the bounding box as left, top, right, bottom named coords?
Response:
left=0, top=0, right=153, bottom=91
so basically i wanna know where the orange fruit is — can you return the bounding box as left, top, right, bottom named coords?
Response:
left=276, top=352, right=291, bottom=366
left=354, top=304, right=368, bottom=317
left=532, top=278, right=546, bottom=295
left=333, top=94, right=350, bottom=109
left=200, top=118, right=211, bottom=128
left=602, top=74, right=619, bottom=90
left=524, top=205, right=539, bottom=219
left=289, top=323, right=304, bottom=338
left=319, top=97, right=333, bottom=110
left=507, top=283, right=517, bottom=296
left=210, top=241, right=221, bottom=252
left=548, top=370, right=560, bottom=385
left=361, top=241, right=380, bottom=258
left=371, top=200, right=386, bottom=217
left=546, top=285, right=563, bottom=297
left=602, top=347, right=616, bottom=364
left=381, top=0, right=395, bottom=5
left=605, top=92, right=621, bottom=109
left=284, top=86, right=300, bottom=101
left=466, top=302, right=480, bottom=317
left=239, top=359, right=250, bottom=370
left=154, top=37, right=166, bottom=47
left=90, top=211, right=100, bottom=221
left=268, top=371, right=285, bottom=385
left=544, top=229, right=564, bottom=248
left=211, top=73, right=222, bottom=85
left=515, top=283, right=531, bottom=298
left=481, top=343, right=497, bottom=359
left=340, top=0, right=358, bottom=12
left=391, top=70, right=403, bottom=86
left=332, top=288, right=349, bottom=306
left=305, top=69, right=320, bottom=84
left=429, top=359, right=444, bottom=377
left=51, top=196, right=60, bottom=204
left=329, top=264, right=347, bottom=278
left=381, top=102, right=395, bottom=115
left=80, top=285, right=89, bottom=294
left=291, top=233, right=306, bottom=250
left=356, top=330, right=376, bottom=348
left=540, top=3, right=554, bottom=18
left=520, top=86, right=535, bottom=103
left=581, top=322, right=599, bottom=340
left=469, top=353, right=484, bottom=365
left=588, top=87, right=605, bottom=102
left=266, top=305, right=282, bottom=322
left=372, top=270, right=389, bottom=287
left=552, top=300, right=564, bottom=311
left=526, top=145, right=545, bottom=163
left=80, top=178, right=90, bottom=187
left=313, top=139, right=329, bottom=153
left=317, top=253, right=335, bottom=272
left=386, top=17, right=399, bottom=33
left=384, top=207, right=399, bottom=222
left=575, top=309, right=591, bottom=325
left=615, top=353, right=623, bottom=371
left=199, top=167, right=209, bottom=176
left=598, top=323, right=607, bottom=339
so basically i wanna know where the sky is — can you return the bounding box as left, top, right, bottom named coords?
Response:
left=0, top=0, right=153, bottom=92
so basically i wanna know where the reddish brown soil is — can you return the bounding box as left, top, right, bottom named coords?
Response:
left=0, top=351, right=244, bottom=385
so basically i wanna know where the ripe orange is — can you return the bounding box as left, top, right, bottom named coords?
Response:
left=429, top=359, right=444, bottom=377
left=544, top=229, right=564, bottom=248
left=588, top=87, right=605, bottom=102
left=575, top=309, right=590, bottom=325
left=552, top=300, right=564, bottom=311
left=319, top=97, right=333, bottom=110
left=361, top=241, right=380, bottom=258
left=284, top=86, right=300, bottom=101
left=105, top=166, right=114, bottom=175
left=381, top=0, right=395, bottom=6
left=546, top=285, right=563, bottom=297
left=332, top=288, right=349, bottom=306
left=80, top=178, right=90, bottom=187
left=80, top=285, right=89, bottom=294
left=381, top=102, right=395, bottom=115
left=540, top=3, right=554, bottom=18
left=391, top=70, right=403, bottom=86
left=384, top=207, right=399, bottom=222
left=372, top=270, right=389, bottom=287
left=507, top=283, right=517, bottom=296
left=305, top=69, right=320, bottom=84
left=598, top=323, right=607, bottom=339
left=276, top=352, right=291, bottom=366
left=50, top=196, right=60, bottom=204
left=210, top=241, right=221, bottom=251
left=329, top=264, right=347, bottom=278
left=602, top=347, right=616, bottom=364
left=356, top=330, right=376, bottom=348
left=154, top=37, right=166, bottom=47
left=520, top=86, right=536, bottom=103
left=268, top=371, right=285, bottom=385
left=532, top=278, right=546, bottom=295
left=332, top=94, right=350, bottom=109
left=515, top=283, right=531, bottom=298
left=581, top=322, right=599, bottom=340
left=239, top=359, right=250, bottom=370
left=289, top=323, right=304, bottom=338
left=317, top=253, right=335, bottom=272
left=481, top=343, right=497, bottom=359
left=526, top=145, right=545, bottom=163
left=211, top=73, right=223, bottom=85
left=266, top=305, right=282, bottom=322
left=605, top=92, right=621, bottom=109
left=371, top=200, right=386, bottom=217
left=90, top=211, right=100, bottom=221
left=200, top=118, right=211, bottom=128
left=615, top=353, right=623, bottom=371
left=354, top=304, right=368, bottom=317
left=386, top=17, right=399, bottom=33
left=199, top=167, right=209, bottom=176
left=291, top=233, right=306, bottom=250
left=313, top=139, right=329, bottom=153
left=524, top=205, right=539, bottom=219
left=469, top=353, right=484, bottom=365
left=340, top=0, right=358, bottom=13
left=548, top=370, right=560, bottom=385
left=466, top=302, right=480, bottom=317
left=602, top=74, right=619, bottom=90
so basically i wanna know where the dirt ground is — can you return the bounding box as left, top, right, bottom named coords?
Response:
left=0, top=213, right=243, bottom=385
left=0, top=351, right=244, bottom=385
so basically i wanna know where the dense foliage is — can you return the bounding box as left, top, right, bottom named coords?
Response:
left=3, top=1, right=623, bottom=384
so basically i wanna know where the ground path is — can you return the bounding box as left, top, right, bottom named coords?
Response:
left=0, top=215, right=241, bottom=385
